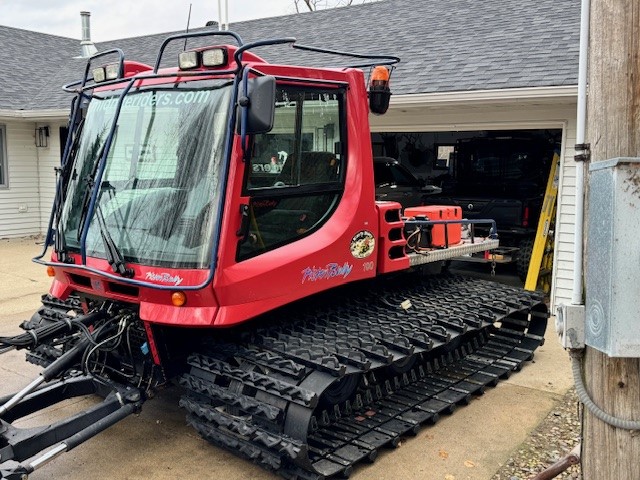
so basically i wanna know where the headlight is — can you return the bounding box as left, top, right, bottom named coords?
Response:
left=105, top=63, right=120, bottom=80
left=92, top=67, right=106, bottom=83
left=178, top=51, right=199, bottom=70
left=202, top=48, right=227, bottom=67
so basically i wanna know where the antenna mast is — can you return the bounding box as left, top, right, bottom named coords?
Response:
left=183, top=3, right=193, bottom=50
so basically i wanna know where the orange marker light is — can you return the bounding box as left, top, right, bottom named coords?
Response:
left=171, top=291, right=187, bottom=307
left=46, top=266, right=56, bottom=277
left=368, top=65, right=392, bottom=114
left=370, top=66, right=391, bottom=93
left=371, top=65, right=390, bottom=83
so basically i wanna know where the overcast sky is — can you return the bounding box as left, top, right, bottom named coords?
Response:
left=0, top=0, right=299, bottom=41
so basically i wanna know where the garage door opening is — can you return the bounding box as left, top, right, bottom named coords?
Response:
left=370, top=129, right=562, bottom=282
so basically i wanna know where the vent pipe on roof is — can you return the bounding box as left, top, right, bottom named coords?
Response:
left=80, top=11, right=98, bottom=58
left=217, top=0, right=229, bottom=30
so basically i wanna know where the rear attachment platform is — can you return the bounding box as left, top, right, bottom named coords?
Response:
left=181, top=274, right=548, bottom=479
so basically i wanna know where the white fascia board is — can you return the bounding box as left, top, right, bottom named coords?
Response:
left=0, top=109, right=70, bottom=121
left=391, top=85, right=579, bottom=107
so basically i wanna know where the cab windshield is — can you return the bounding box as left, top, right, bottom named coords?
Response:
left=59, top=79, right=233, bottom=269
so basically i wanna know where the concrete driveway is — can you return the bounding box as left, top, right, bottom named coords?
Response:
left=0, top=237, right=574, bottom=480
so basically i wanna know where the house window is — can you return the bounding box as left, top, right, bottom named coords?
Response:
left=0, top=125, right=7, bottom=187
left=237, top=86, right=345, bottom=260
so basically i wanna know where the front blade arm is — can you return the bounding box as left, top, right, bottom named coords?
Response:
left=0, top=375, right=143, bottom=479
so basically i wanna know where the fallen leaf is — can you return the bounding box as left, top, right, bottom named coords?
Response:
left=439, top=448, right=449, bottom=460
left=464, top=460, right=475, bottom=468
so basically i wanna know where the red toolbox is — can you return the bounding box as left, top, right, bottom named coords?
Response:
left=404, top=205, right=462, bottom=247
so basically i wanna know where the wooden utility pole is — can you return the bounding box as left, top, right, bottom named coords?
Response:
left=583, top=0, right=640, bottom=477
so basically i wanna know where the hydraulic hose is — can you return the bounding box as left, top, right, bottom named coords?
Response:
left=0, top=310, right=105, bottom=350
left=570, top=350, right=640, bottom=430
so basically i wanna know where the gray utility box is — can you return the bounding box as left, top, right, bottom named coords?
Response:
left=586, top=157, right=640, bottom=357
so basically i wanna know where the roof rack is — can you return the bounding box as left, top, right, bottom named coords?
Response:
left=63, top=29, right=400, bottom=93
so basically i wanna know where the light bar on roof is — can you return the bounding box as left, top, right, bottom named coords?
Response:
left=105, top=63, right=120, bottom=80
left=202, top=48, right=227, bottom=67
left=92, top=67, right=106, bottom=83
left=178, top=51, right=199, bottom=70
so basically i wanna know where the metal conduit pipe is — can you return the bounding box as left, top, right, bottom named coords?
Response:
left=570, top=350, right=640, bottom=430
left=571, top=0, right=589, bottom=305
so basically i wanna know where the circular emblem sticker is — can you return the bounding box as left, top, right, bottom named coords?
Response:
left=350, top=230, right=375, bottom=259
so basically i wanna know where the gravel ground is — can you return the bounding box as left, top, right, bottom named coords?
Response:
left=491, top=388, right=582, bottom=480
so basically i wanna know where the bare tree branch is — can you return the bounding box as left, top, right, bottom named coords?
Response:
left=292, top=0, right=378, bottom=11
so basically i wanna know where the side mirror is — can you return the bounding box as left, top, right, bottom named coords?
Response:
left=421, top=184, right=443, bottom=195
left=238, top=76, right=276, bottom=135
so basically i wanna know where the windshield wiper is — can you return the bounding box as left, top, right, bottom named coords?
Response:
left=95, top=202, right=134, bottom=278
left=52, top=118, right=86, bottom=264
left=77, top=127, right=120, bottom=242
left=77, top=140, right=107, bottom=242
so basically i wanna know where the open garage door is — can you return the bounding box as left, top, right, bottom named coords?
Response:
left=370, top=129, right=562, bottom=281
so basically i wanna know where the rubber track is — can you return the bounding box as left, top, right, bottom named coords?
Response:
left=180, top=275, right=548, bottom=479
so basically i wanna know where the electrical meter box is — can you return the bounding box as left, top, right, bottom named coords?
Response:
left=586, top=157, right=640, bottom=357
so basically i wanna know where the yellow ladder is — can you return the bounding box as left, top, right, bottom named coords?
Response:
left=525, top=152, right=560, bottom=292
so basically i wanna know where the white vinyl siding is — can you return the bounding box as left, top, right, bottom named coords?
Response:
left=371, top=99, right=578, bottom=309
left=552, top=120, right=577, bottom=308
left=0, top=120, right=65, bottom=239
left=0, top=121, right=41, bottom=237
left=0, top=125, right=7, bottom=187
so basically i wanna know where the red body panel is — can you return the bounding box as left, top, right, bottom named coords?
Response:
left=375, top=201, right=410, bottom=274
left=49, top=253, right=219, bottom=326
left=47, top=54, right=388, bottom=328
left=212, top=65, right=379, bottom=326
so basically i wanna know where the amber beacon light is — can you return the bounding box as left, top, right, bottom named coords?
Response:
left=368, top=65, right=391, bottom=115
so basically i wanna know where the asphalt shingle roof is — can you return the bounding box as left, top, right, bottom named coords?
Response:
left=0, top=26, right=80, bottom=110
left=0, top=0, right=580, bottom=111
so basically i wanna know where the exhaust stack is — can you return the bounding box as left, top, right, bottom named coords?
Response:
left=80, top=11, right=98, bottom=57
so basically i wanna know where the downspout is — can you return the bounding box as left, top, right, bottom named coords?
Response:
left=571, top=0, right=589, bottom=305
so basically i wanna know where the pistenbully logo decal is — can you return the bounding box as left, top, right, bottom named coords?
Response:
left=301, top=262, right=353, bottom=284
left=145, top=271, right=184, bottom=286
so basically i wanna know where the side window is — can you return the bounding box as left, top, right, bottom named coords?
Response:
left=0, top=125, right=7, bottom=187
left=238, top=86, right=344, bottom=260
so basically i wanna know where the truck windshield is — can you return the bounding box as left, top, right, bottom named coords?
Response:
left=59, top=79, right=233, bottom=269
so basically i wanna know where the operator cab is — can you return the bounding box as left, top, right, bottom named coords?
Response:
left=36, top=31, right=400, bottom=326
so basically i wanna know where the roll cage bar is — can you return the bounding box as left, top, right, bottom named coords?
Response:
left=34, top=30, right=400, bottom=292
